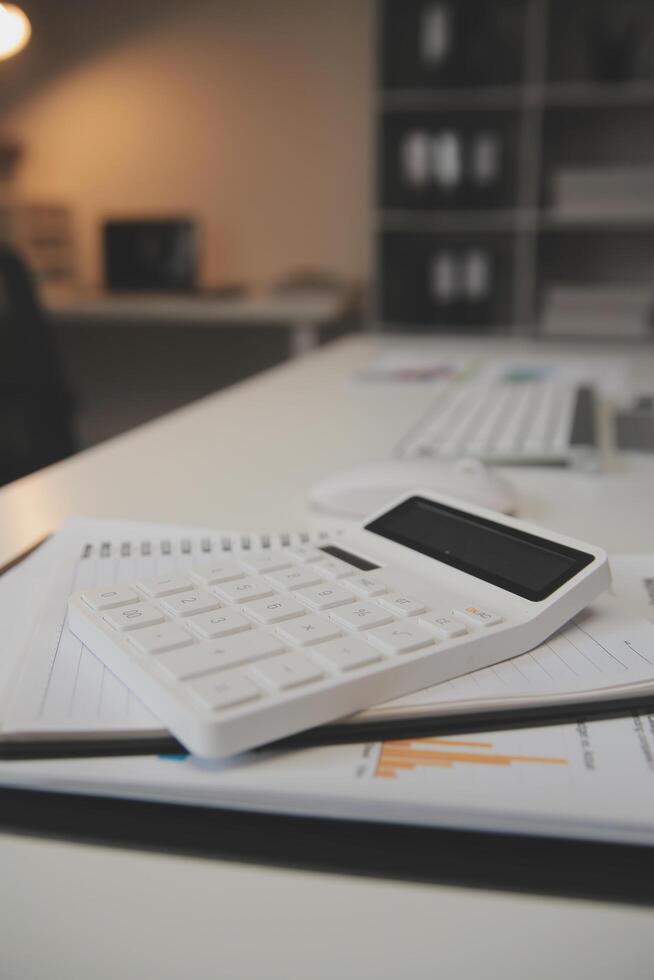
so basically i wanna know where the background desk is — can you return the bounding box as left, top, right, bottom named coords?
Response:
left=46, top=287, right=353, bottom=356
left=2, top=334, right=654, bottom=978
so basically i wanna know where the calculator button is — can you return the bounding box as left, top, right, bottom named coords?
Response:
left=189, top=561, right=245, bottom=586
left=317, top=557, right=356, bottom=579
left=312, top=638, right=383, bottom=673
left=418, top=613, right=468, bottom=639
left=294, top=584, right=356, bottom=611
left=103, top=602, right=165, bottom=632
left=328, top=603, right=393, bottom=632
left=252, top=654, right=324, bottom=691
left=276, top=615, right=342, bottom=647
left=346, top=575, right=389, bottom=598
left=266, top=565, right=324, bottom=591
left=454, top=606, right=503, bottom=627
left=187, top=609, right=252, bottom=639
left=367, top=622, right=436, bottom=655
left=214, top=577, right=275, bottom=604
left=129, top=622, right=193, bottom=655
left=82, top=586, right=140, bottom=611
left=245, top=595, right=306, bottom=624
left=187, top=672, right=263, bottom=712
left=136, top=575, right=194, bottom=598
left=158, top=632, right=284, bottom=680
left=159, top=590, right=220, bottom=618
left=377, top=593, right=427, bottom=617
left=285, top=546, right=326, bottom=563
left=238, top=552, right=293, bottom=574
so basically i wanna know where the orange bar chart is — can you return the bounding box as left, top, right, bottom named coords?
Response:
left=375, top=737, right=568, bottom=779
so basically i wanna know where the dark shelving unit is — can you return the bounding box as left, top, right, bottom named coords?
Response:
left=376, top=0, right=654, bottom=335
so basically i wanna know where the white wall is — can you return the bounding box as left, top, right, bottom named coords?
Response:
left=3, top=0, right=374, bottom=289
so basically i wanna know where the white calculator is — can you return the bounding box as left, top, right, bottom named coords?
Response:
left=67, top=491, right=610, bottom=758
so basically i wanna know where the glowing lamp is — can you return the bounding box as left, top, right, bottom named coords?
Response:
left=0, top=3, right=31, bottom=62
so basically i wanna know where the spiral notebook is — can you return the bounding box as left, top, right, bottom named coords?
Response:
left=1, top=517, right=654, bottom=760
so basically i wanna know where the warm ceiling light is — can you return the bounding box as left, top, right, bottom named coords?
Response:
left=0, top=3, right=31, bottom=61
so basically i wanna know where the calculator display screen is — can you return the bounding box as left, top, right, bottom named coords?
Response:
left=366, top=497, right=594, bottom=601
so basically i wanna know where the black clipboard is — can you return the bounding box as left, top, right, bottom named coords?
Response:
left=2, top=539, right=654, bottom=904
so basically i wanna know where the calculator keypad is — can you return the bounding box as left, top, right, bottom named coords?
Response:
left=76, top=548, right=506, bottom=745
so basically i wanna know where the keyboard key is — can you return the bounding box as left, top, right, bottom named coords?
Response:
left=103, top=602, right=165, bottom=632
left=346, top=574, right=389, bottom=598
left=129, top=622, right=193, bottom=655
left=276, top=615, right=342, bottom=647
left=266, top=565, right=324, bottom=591
left=377, top=593, right=427, bottom=617
left=238, top=551, right=293, bottom=574
left=328, top=602, right=393, bottom=632
left=245, top=595, right=306, bottom=624
left=312, top=638, right=382, bottom=673
left=317, top=556, right=356, bottom=579
left=82, top=586, right=140, bottom=611
left=252, top=653, right=324, bottom=691
left=285, top=546, right=326, bottom=563
left=367, top=622, right=435, bottom=655
left=294, top=583, right=356, bottom=611
left=136, top=575, right=194, bottom=598
left=159, top=590, right=220, bottom=618
left=454, top=606, right=503, bottom=628
left=158, top=631, right=284, bottom=680
left=188, top=561, right=245, bottom=586
left=188, top=672, right=262, bottom=712
left=214, top=577, right=275, bottom=604
left=418, top=613, right=468, bottom=639
left=187, top=608, right=252, bottom=639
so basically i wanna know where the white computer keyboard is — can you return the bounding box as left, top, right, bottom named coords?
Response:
left=68, top=491, right=609, bottom=758
left=397, top=380, right=599, bottom=469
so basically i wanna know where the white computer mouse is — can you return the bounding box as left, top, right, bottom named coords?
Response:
left=309, top=458, right=518, bottom=518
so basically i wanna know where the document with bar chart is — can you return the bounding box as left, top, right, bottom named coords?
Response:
left=2, top=708, right=654, bottom=846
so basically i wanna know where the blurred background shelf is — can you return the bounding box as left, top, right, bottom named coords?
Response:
left=377, top=0, right=654, bottom=337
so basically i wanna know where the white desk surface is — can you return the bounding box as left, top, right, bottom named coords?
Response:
left=2, top=333, right=654, bottom=978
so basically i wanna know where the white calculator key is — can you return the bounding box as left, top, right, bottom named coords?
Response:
left=103, top=602, right=165, bottom=632
left=214, top=577, right=275, bottom=604
left=238, top=551, right=293, bottom=574
left=129, top=622, right=193, bottom=655
left=276, top=615, right=342, bottom=647
left=189, top=561, right=245, bottom=586
left=158, top=631, right=284, bottom=681
left=252, top=653, right=324, bottom=691
left=454, top=606, right=503, bottom=627
left=82, top=586, right=140, bottom=611
left=266, top=565, right=324, bottom=591
left=136, top=575, right=194, bottom=598
left=187, top=608, right=252, bottom=639
left=346, top=574, right=389, bottom=598
left=159, top=590, right=220, bottom=618
left=313, top=638, right=383, bottom=673
left=295, top=583, right=356, bottom=611
left=328, top=602, right=393, bottom=632
left=367, top=622, right=436, bottom=655
left=317, top=556, right=356, bottom=579
left=188, top=672, right=263, bottom=712
left=377, top=593, right=428, bottom=617
left=418, top=613, right=468, bottom=639
left=245, top=595, right=306, bottom=624
left=285, top=546, right=326, bottom=563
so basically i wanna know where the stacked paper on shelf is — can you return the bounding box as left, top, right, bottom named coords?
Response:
left=551, top=166, right=654, bottom=219
left=541, top=284, right=654, bottom=339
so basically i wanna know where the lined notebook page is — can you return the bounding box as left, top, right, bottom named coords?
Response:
left=3, top=517, right=654, bottom=740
